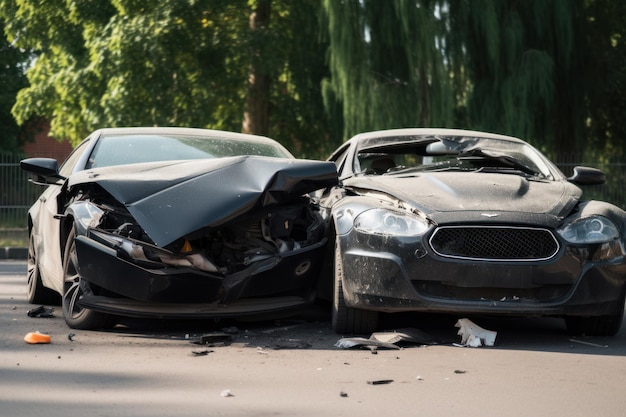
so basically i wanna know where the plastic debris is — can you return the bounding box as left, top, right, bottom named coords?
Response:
left=335, top=337, right=399, bottom=350
left=340, top=391, right=349, bottom=397
left=370, top=328, right=438, bottom=345
left=335, top=327, right=437, bottom=350
left=192, top=332, right=232, bottom=347
left=220, top=390, right=234, bottom=397
left=27, top=305, right=54, bottom=318
left=24, top=331, right=51, bottom=344
left=367, top=379, right=394, bottom=385
left=190, top=349, right=213, bottom=356
left=67, top=333, right=76, bottom=341
left=455, top=318, right=497, bottom=347
left=569, top=338, right=608, bottom=348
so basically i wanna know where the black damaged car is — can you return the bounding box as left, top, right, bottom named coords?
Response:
left=320, top=128, right=626, bottom=336
left=22, top=127, right=337, bottom=329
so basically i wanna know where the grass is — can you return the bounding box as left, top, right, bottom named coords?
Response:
left=0, top=229, right=28, bottom=247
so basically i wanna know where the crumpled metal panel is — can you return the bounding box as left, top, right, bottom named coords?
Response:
left=68, top=156, right=338, bottom=247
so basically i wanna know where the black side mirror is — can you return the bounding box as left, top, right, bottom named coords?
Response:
left=20, top=158, right=65, bottom=185
left=568, top=166, right=606, bottom=185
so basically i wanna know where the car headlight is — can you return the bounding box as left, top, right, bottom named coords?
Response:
left=558, top=215, right=619, bottom=244
left=354, top=208, right=429, bottom=236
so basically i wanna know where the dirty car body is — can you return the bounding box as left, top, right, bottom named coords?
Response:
left=321, top=128, right=626, bottom=336
left=23, top=127, right=338, bottom=329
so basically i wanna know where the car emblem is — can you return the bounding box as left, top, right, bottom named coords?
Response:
left=481, top=213, right=499, bottom=218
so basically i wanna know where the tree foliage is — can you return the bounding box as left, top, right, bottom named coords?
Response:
left=1, top=1, right=625, bottom=158
left=321, top=0, right=458, bottom=141
left=322, top=0, right=625, bottom=156
left=0, top=18, right=29, bottom=151
left=0, top=0, right=334, bottom=158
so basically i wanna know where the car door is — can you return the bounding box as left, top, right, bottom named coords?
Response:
left=33, top=140, right=91, bottom=294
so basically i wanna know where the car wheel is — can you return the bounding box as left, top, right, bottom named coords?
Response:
left=27, top=233, right=60, bottom=305
left=62, top=227, right=115, bottom=330
left=565, top=299, right=625, bottom=336
left=332, top=240, right=379, bottom=335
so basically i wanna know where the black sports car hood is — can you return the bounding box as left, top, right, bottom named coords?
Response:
left=69, top=156, right=338, bottom=247
left=347, top=172, right=582, bottom=221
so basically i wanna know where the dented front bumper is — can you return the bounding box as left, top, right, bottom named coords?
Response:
left=74, top=232, right=328, bottom=318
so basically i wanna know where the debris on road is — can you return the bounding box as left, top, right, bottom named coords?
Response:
left=67, top=333, right=76, bottom=341
left=24, top=331, right=51, bottom=344
left=220, top=389, right=234, bottom=397
left=335, top=337, right=399, bottom=350
left=26, top=305, right=54, bottom=318
left=455, top=318, right=497, bottom=347
left=335, top=327, right=437, bottom=350
left=367, top=379, right=394, bottom=385
left=569, top=338, right=609, bottom=348
left=192, top=332, right=232, bottom=347
left=190, top=349, right=214, bottom=356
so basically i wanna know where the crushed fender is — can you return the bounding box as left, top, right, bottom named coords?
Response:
left=455, top=318, right=497, bottom=347
left=24, top=331, right=51, bottom=344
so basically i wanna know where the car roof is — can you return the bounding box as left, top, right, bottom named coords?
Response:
left=348, top=128, right=526, bottom=144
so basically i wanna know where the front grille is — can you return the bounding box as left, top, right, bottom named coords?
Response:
left=429, top=226, right=559, bottom=261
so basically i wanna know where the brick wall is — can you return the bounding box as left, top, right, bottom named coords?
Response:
left=20, top=120, right=74, bottom=162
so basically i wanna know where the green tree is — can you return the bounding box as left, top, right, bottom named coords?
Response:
left=0, top=0, right=335, bottom=158
left=0, top=19, right=29, bottom=152
left=582, top=0, right=626, bottom=159
left=321, top=0, right=458, bottom=141
left=452, top=0, right=585, bottom=153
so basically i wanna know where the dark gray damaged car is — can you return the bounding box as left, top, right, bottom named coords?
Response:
left=320, top=128, right=626, bottom=336
left=22, top=127, right=338, bottom=329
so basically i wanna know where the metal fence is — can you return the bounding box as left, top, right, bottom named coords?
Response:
left=1, top=150, right=625, bottom=246
left=1, top=152, right=41, bottom=245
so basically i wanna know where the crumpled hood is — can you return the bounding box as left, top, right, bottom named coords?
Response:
left=69, top=156, right=338, bottom=246
left=347, top=172, right=581, bottom=219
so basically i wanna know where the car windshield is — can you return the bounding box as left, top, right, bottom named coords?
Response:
left=356, top=134, right=562, bottom=180
left=86, top=133, right=291, bottom=169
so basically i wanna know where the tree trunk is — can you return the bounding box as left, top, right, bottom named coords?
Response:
left=242, top=0, right=272, bottom=136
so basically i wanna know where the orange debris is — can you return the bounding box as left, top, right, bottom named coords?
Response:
left=24, top=332, right=51, bottom=344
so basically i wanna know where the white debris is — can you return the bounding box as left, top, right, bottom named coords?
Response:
left=455, top=318, right=497, bottom=347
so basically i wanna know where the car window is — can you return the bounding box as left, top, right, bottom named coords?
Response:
left=355, top=135, right=562, bottom=179
left=329, top=144, right=350, bottom=174
left=59, top=140, right=89, bottom=177
left=86, top=134, right=291, bottom=169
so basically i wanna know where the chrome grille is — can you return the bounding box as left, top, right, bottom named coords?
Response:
left=429, top=226, right=559, bottom=261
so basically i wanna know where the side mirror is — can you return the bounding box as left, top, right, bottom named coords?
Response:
left=568, top=166, right=605, bottom=185
left=20, top=158, right=65, bottom=185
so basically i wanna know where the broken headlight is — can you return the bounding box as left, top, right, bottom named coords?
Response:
left=354, top=208, right=429, bottom=237
left=558, top=215, right=619, bottom=244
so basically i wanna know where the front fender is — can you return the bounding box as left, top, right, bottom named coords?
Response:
left=64, top=201, right=106, bottom=238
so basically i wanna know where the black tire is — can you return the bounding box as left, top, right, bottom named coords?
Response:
left=62, top=227, right=115, bottom=330
left=27, top=233, right=60, bottom=305
left=565, top=308, right=625, bottom=337
left=332, top=239, right=379, bottom=335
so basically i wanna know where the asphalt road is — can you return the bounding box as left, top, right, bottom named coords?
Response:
left=1, top=260, right=626, bottom=417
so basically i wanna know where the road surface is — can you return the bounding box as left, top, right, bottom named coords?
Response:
left=1, top=260, right=625, bottom=416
